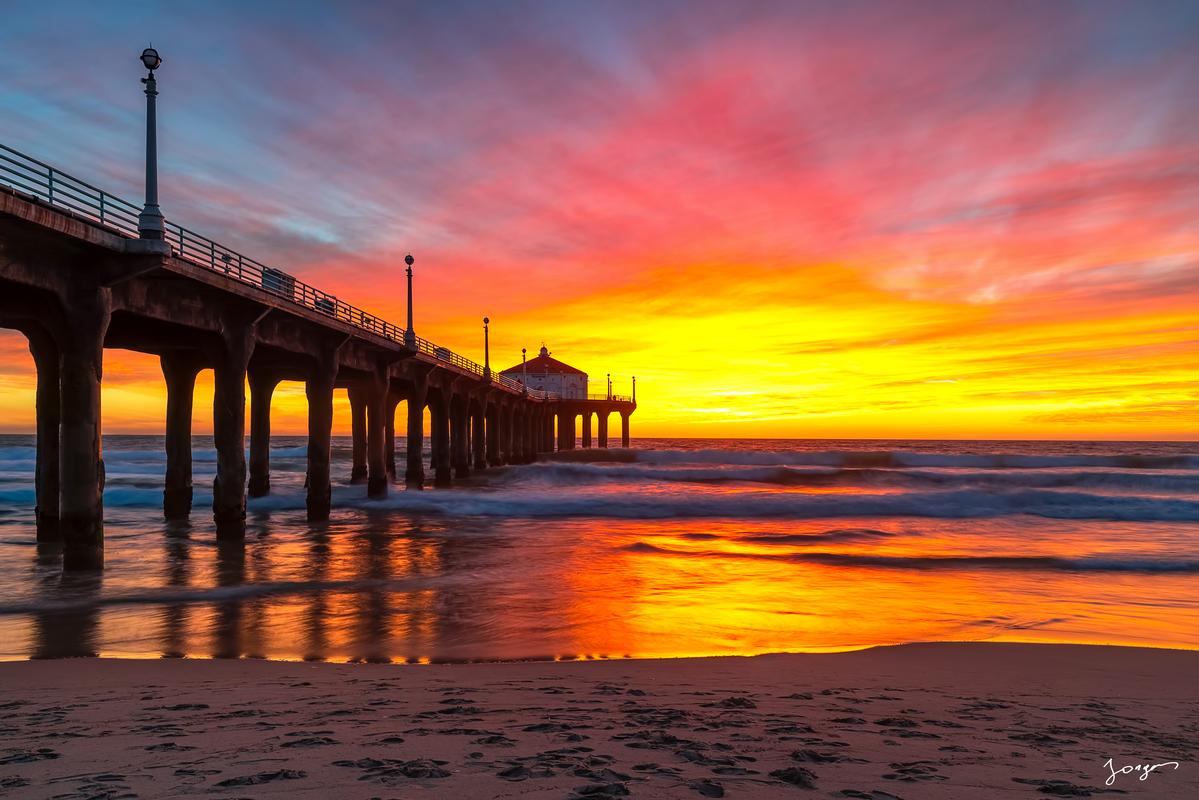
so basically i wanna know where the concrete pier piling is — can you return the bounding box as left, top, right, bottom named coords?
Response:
left=57, top=287, right=111, bottom=569
left=472, top=401, right=487, bottom=469
left=405, top=370, right=429, bottom=487
left=431, top=391, right=452, bottom=487
left=247, top=369, right=279, bottom=497
left=25, top=325, right=60, bottom=538
left=347, top=385, right=368, bottom=484
left=305, top=346, right=339, bottom=521
left=365, top=370, right=388, bottom=499
left=384, top=391, right=401, bottom=481
left=161, top=351, right=203, bottom=520
left=451, top=392, right=471, bottom=479
left=211, top=314, right=256, bottom=540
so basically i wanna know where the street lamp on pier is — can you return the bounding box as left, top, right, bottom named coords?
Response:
left=632, top=376, right=636, bottom=403
left=404, top=253, right=416, bottom=346
left=137, top=46, right=165, bottom=240
left=607, top=373, right=611, bottom=400
left=483, top=317, right=491, bottom=380
left=521, top=347, right=528, bottom=395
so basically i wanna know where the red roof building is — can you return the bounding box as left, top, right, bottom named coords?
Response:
left=501, top=345, right=588, bottom=399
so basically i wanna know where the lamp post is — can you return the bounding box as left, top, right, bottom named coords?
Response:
left=607, top=373, right=611, bottom=400
left=404, top=253, right=415, bottom=346
left=137, top=46, right=165, bottom=240
left=521, top=347, right=527, bottom=395
left=483, top=317, right=491, bottom=380
left=632, top=376, right=636, bottom=403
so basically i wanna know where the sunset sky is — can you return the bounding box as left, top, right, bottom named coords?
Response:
left=1, top=0, right=1196, bottom=438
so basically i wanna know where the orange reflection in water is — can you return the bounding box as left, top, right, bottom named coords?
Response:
left=558, top=516, right=1199, bottom=658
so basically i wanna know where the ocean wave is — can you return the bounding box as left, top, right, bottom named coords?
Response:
left=511, top=462, right=1199, bottom=492
left=622, top=541, right=1199, bottom=573
left=307, top=486, right=1199, bottom=522
left=630, top=449, right=1199, bottom=470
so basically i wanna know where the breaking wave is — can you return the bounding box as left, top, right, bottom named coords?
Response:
left=324, top=486, right=1199, bottom=522
left=510, top=462, right=1199, bottom=492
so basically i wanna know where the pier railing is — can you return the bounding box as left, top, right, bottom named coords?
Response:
left=0, top=143, right=548, bottom=399
left=586, top=394, right=633, bottom=402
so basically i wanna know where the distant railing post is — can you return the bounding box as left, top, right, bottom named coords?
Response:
left=47, top=167, right=55, bottom=205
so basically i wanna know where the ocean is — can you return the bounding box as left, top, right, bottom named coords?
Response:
left=0, top=435, right=1196, bottom=662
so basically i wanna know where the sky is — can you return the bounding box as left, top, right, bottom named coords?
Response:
left=0, top=0, right=1197, bottom=439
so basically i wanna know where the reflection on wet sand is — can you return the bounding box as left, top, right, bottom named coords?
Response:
left=302, top=528, right=330, bottom=661
left=31, top=541, right=101, bottom=659
left=161, top=523, right=190, bottom=658
left=213, top=539, right=244, bottom=659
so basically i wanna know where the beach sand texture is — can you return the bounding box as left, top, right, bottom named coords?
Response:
left=1, top=642, right=1196, bottom=798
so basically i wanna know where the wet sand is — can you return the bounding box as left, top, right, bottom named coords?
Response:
left=0, top=643, right=1195, bottom=798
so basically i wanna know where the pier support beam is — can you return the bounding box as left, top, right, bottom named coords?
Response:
left=212, top=313, right=256, bottom=540
left=161, top=351, right=203, bottom=520
left=558, top=411, right=575, bottom=451
left=451, top=394, right=471, bottom=479
left=431, top=392, right=451, bottom=486
left=582, top=411, right=592, bottom=448
left=621, top=411, right=630, bottom=448
left=384, top=391, right=401, bottom=482
left=59, top=288, right=111, bottom=569
left=405, top=372, right=429, bottom=487
left=26, top=326, right=59, bottom=538
left=598, top=412, right=609, bottom=449
left=502, top=406, right=514, bottom=464
left=472, top=401, right=487, bottom=469
left=521, top=411, right=532, bottom=462
left=365, top=369, right=388, bottom=499
left=486, top=405, right=500, bottom=466
left=247, top=369, right=279, bottom=498
left=511, top=410, right=523, bottom=464
left=305, top=346, right=339, bottom=521
left=348, top=385, right=368, bottom=484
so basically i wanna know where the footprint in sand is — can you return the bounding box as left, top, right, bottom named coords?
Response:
left=571, top=782, right=631, bottom=797
left=332, top=757, right=451, bottom=783
left=215, top=768, right=307, bottom=787
left=770, top=766, right=818, bottom=788
left=691, top=778, right=725, bottom=797
left=882, top=761, right=947, bottom=782
left=0, top=748, right=59, bottom=765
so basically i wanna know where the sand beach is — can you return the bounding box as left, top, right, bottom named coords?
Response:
left=1, top=643, right=1195, bottom=798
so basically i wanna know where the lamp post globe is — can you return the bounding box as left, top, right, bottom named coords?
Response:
left=140, top=47, right=162, bottom=70
left=137, top=46, right=165, bottom=240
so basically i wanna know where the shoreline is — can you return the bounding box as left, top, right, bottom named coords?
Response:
left=5, top=635, right=1199, bottom=665
left=2, top=642, right=1196, bottom=797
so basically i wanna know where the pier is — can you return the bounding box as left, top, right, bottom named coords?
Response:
left=0, top=141, right=635, bottom=570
